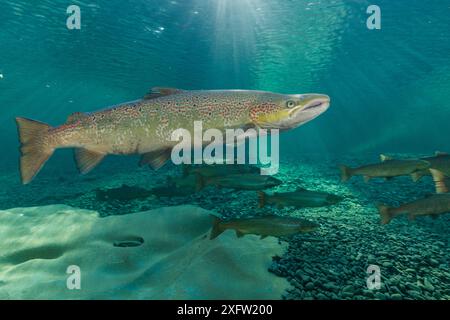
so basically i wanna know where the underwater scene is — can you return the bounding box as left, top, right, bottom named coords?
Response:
left=0, top=0, right=449, bottom=301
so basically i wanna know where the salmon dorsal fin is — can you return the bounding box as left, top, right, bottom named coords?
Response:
left=380, top=154, right=392, bottom=162
left=66, top=112, right=88, bottom=124
left=144, top=87, right=184, bottom=100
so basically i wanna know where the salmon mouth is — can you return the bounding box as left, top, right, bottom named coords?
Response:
left=287, top=94, right=330, bottom=128
left=253, top=94, right=330, bottom=130
left=302, top=96, right=330, bottom=111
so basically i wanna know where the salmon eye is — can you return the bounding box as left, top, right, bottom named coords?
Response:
left=286, top=100, right=296, bottom=108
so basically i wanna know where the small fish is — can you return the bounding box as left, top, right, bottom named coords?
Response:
left=95, top=184, right=153, bottom=201
left=16, top=88, right=330, bottom=184
left=339, top=154, right=430, bottom=182
left=258, top=188, right=343, bottom=209
left=183, top=163, right=260, bottom=177
left=210, top=215, right=319, bottom=239
left=197, top=173, right=282, bottom=191
left=377, top=193, right=450, bottom=225
left=409, top=152, right=450, bottom=182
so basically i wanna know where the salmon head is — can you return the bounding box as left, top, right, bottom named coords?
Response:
left=251, top=92, right=330, bottom=130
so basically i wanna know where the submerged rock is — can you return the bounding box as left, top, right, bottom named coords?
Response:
left=0, top=204, right=289, bottom=299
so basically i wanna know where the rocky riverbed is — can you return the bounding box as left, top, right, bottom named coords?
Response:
left=0, top=153, right=448, bottom=300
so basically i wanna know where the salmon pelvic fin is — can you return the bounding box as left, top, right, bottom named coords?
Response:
left=74, top=148, right=106, bottom=174
left=139, top=148, right=171, bottom=170
left=377, top=203, right=393, bottom=225
left=15, top=117, right=54, bottom=184
left=339, top=165, right=352, bottom=182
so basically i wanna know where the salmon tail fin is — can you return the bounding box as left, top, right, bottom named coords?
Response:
left=209, top=216, right=224, bottom=240
left=429, top=169, right=449, bottom=194
left=257, top=191, right=266, bottom=208
left=339, top=165, right=352, bottom=182
left=15, top=117, right=54, bottom=184
left=377, top=203, right=393, bottom=225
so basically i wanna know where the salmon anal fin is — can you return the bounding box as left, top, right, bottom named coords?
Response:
left=66, top=112, right=88, bottom=124
left=139, top=149, right=171, bottom=170
left=144, top=87, right=184, bottom=100
left=74, top=148, right=105, bottom=174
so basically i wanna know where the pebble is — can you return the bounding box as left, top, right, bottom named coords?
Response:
left=305, top=282, right=315, bottom=290
left=391, top=293, right=402, bottom=300
left=374, top=292, right=386, bottom=300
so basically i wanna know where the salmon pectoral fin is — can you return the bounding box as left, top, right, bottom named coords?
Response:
left=15, top=117, right=54, bottom=184
left=139, top=149, right=171, bottom=170
left=74, top=148, right=106, bottom=174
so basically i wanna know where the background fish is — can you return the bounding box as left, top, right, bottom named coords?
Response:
left=16, top=88, right=330, bottom=184
left=95, top=184, right=153, bottom=201
left=210, top=215, right=319, bottom=239
left=377, top=193, right=450, bottom=224
left=183, top=163, right=260, bottom=177
left=409, top=152, right=450, bottom=181
left=339, top=154, right=430, bottom=182
left=258, top=188, right=343, bottom=209
left=197, top=173, right=282, bottom=191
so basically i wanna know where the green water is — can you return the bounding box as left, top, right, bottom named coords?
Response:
left=0, top=0, right=449, bottom=300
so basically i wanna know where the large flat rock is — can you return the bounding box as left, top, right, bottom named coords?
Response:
left=0, top=205, right=289, bottom=299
